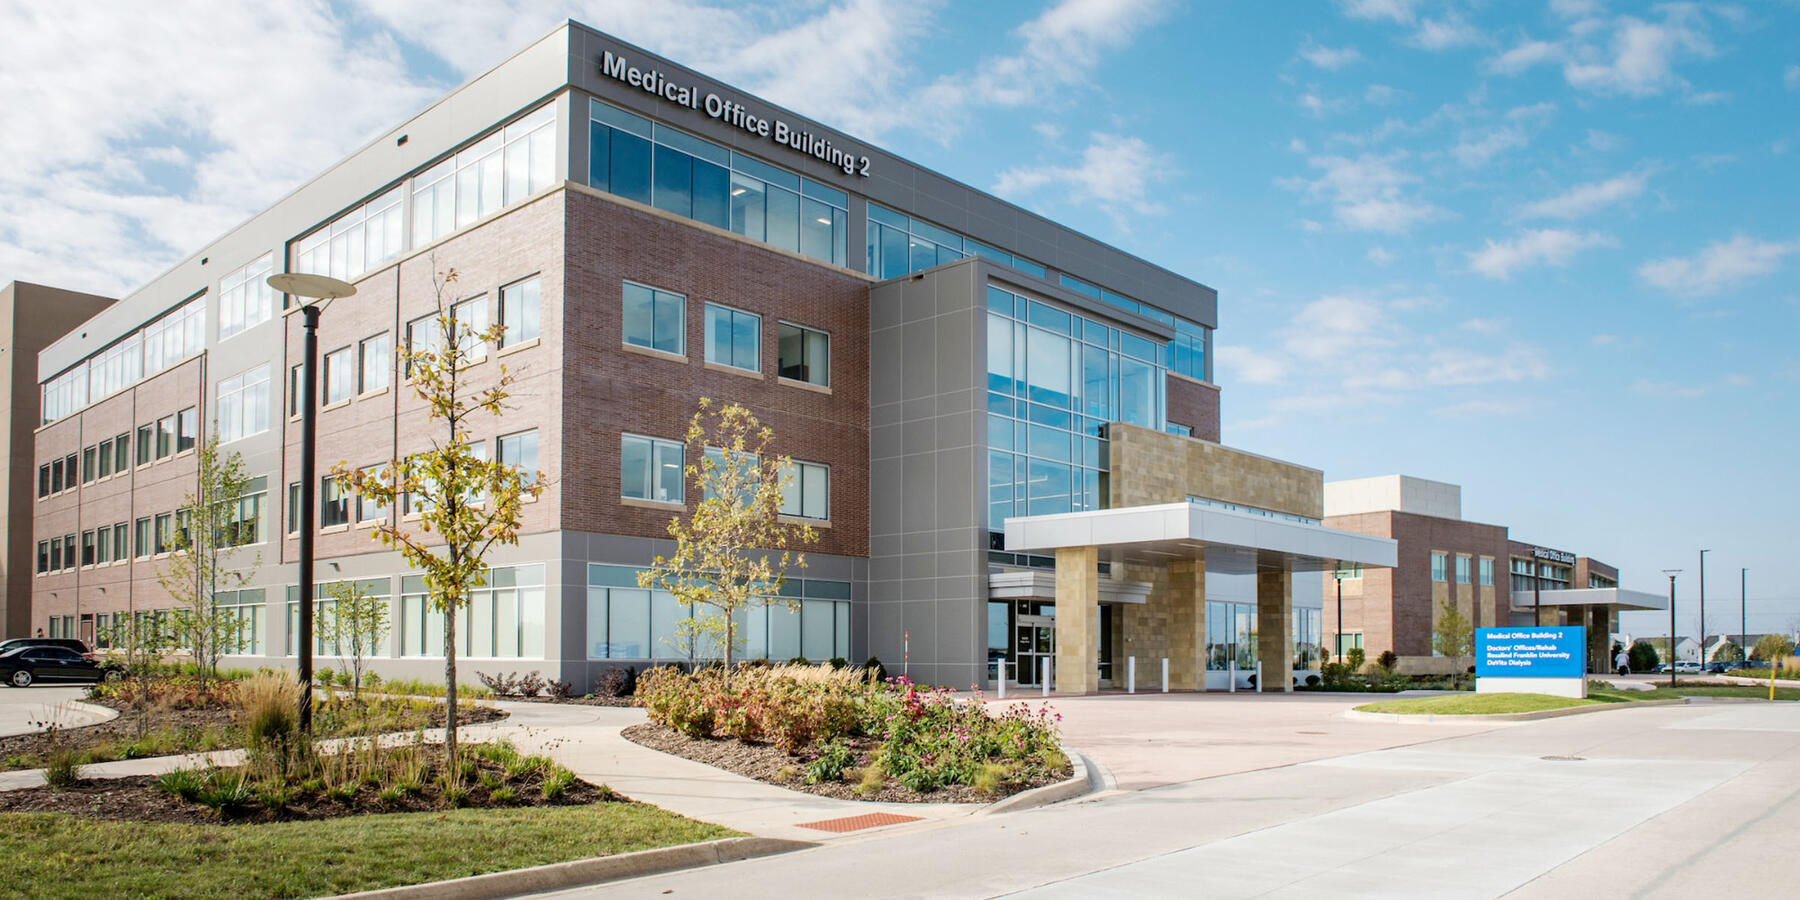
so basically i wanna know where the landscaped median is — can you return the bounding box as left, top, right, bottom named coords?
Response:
left=1354, top=682, right=1800, bottom=718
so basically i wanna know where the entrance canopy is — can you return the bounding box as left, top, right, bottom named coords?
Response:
left=1510, top=587, right=1667, bottom=611
left=1004, top=500, right=1398, bottom=571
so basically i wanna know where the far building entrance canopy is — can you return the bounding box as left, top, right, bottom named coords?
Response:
left=1511, top=587, right=1667, bottom=673
left=1004, top=500, right=1397, bottom=693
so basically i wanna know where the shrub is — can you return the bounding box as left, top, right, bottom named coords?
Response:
left=788, top=656, right=809, bottom=666
left=1346, top=648, right=1366, bottom=671
left=196, top=768, right=254, bottom=813
left=541, top=767, right=575, bottom=800
left=41, top=749, right=80, bottom=790
left=1377, top=650, right=1398, bottom=670
left=155, top=768, right=205, bottom=801
left=548, top=678, right=574, bottom=700
left=234, top=672, right=300, bottom=780
left=490, top=785, right=517, bottom=805
left=973, top=762, right=1015, bottom=796
left=596, top=666, right=637, bottom=698
left=864, top=656, right=888, bottom=682
left=1305, top=674, right=1321, bottom=687
left=805, top=739, right=854, bottom=784
left=854, top=761, right=886, bottom=796
left=828, top=657, right=849, bottom=670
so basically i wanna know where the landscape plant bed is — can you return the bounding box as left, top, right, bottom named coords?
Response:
left=623, top=722, right=1068, bottom=803
left=0, top=741, right=602, bottom=825
left=0, top=802, right=735, bottom=900
left=0, top=692, right=507, bottom=772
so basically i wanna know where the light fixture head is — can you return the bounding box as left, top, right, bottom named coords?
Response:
left=268, top=272, right=357, bottom=301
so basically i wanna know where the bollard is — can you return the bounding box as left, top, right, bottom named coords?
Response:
left=1161, top=657, right=1169, bottom=693
left=997, top=660, right=1006, bottom=700
left=1041, top=657, right=1050, bottom=698
left=1229, top=659, right=1237, bottom=693
left=1128, top=656, right=1136, bottom=694
left=1256, top=661, right=1263, bottom=693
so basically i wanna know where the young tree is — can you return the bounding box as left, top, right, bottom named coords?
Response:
left=1711, top=640, right=1744, bottom=663
left=334, top=264, right=542, bottom=777
left=158, top=435, right=260, bottom=691
left=639, top=400, right=817, bottom=681
left=101, top=611, right=181, bottom=738
left=1752, top=633, right=1795, bottom=661
left=1627, top=639, right=1660, bottom=673
left=1431, top=599, right=1474, bottom=659
left=320, top=580, right=390, bottom=702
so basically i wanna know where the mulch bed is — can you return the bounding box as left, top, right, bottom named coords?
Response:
left=621, top=723, right=1068, bottom=804
left=0, top=697, right=509, bottom=771
left=0, top=753, right=618, bottom=825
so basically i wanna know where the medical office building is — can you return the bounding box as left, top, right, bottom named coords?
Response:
left=27, top=21, right=1393, bottom=693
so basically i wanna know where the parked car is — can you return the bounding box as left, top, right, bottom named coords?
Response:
left=0, top=637, right=95, bottom=660
left=0, top=645, right=120, bottom=687
left=1736, top=659, right=1771, bottom=670
left=1705, top=660, right=1737, bottom=674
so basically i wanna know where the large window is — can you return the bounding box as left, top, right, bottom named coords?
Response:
left=289, top=579, right=391, bottom=657
left=44, top=297, right=202, bottom=424
left=621, top=434, right=683, bottom=504
left=397, top=565, right=544, bottom=658
left=622, top=282, right=684, bottom=354
left=704, top=303, right=760, bottom=371
left=498, top=276, right=541, bottom=347
left=155, top=415, right=175, bottom=458
left=866, top=203, right=1045, bottom=280
left=359, top=333, right=390, bottom=393
left=1293, top=607, right=1322, bottom=670
left=779, top=461, right=829, bottom=521
left=586, top=564, right=850, bottom=661
left=1479, top=557, right=1494, bottom=587
left=321, top=476, right=349, bottom=528
left=452, top=297, right=488, bottom=361
left=498, top=430, right=539, bottom=486
left=406, top=314, right=442, bottom=373
left=1431, top=552, right=1448, bottom=583
left=135, top=424, right=153, bottom=465
left=356, top=466, right=388, bottom=524
left=228, top=477, right=267, bottom=546
left=323, top=347, right=354, bottom=405
left=141, top=298, right=206, bottom=383
left=777, top=323, right=828, bottom=387
left=217, top=365, right=270, bottom=443
left=589, top=99, right=847, bottom=266
left=176, top=406, right=198, bottom=454
left=295, top=186, right=404, bottom=283
left=1456, top=554, right=1471, bottom=584
left=219, top=254, right=275, bottom=339
left=217, top=589, right=265, bottom=656
left=413, top=104, right=555, bottom=247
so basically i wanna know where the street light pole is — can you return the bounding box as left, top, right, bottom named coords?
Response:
left=1741, top=568, right=1747, bottom=663
left=268, top=273, right=356, bottom=736
left=1698, top=549, right=1710, bottom=663
left=1334, top=571, right=1343, bottom=664
left=1663, top=569, right=1681, bottom=689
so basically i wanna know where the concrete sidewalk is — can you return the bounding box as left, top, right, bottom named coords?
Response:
left=0, top=686, right=115, bottom=737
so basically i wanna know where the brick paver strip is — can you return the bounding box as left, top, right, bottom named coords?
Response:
left=796, top=812, right=922, bottom=833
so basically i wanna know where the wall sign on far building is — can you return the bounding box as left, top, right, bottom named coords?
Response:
left=600, top=51, right=872, bottom=177
left=1474, top=626, right=1587, bottom=698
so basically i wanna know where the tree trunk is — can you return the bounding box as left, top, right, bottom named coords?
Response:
left=724, top=613, right=734, bottom=685
left=444, top=603, right=458, bottom=783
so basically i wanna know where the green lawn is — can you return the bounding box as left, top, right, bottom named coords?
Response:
left=0, top=802, right=736, bottom=900
left=1358, top=683, right=1800, bottom=715
left=1355, top=693, right=1602, bottom=715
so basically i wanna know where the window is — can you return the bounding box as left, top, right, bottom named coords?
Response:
left=499, top=277, right=540, bottom=347
left=704, top=303, right=760, bottom=371
left=80, top=446, right=95, bottom=484
left=217, top=589, right=266, bottom=656
left=176, top=406, right=198, bottom=453
left=288, top=365, right=304, bottom=417
left=154, top=416, right=174, bottom=458
left=134, top=517, right=152, bottom=558
left=48, top=537, right=62, bottom=572
left=219, top=254, right=275, bottom=339
left=359, top=333, right=391, bottom=393
left=323, top=347, right=354, bottom=404
left=80, top=531, right=95, bottom=567
left=114, top=433, right=130, bottom=472
left=585, top=564, right=851, bottom=661
left=589, top=99, right=848, bottom=266
left=135, top=425, right=153, bottom=465
left=1479, top=557, right=1494, bottom=587
left=621, top=434, right=683, bottom=504
left=321, top=476, right=349, bottom=528
left=142, top=297, right=206, bottom=379
left=1431, top=552, right=1448, bottom=583
left=295, top=187, right=404, bottom=283
left=779, top=461, right=829, bottom=521
left=35, top=541, right=47, bottom=574
left=621, top=282, right=684, bottom=354
left=228, top=478, right=267, bottom=546
left=94, top=525, right=110, bottom=565
left=498, top=430, right=539, bottom=486
left=37, top=465, right=48, bottom=498
left=406, top=315, right=442, bottom=374
left=413, top=104, right=554, bottom=247
left=153, top=513, right=172, bottom=555
left=702, top=446, right=760, bottom=503
left=112, top=523, right=127, bottom=561
left=286, top=482, right=301, bottom=535
left=217, top=365, right=270, bottom=443
left=97, top=439, right=112, bottom=479
left=356, top=467, right=387, bottom=523
left=452, top=297, right=488, bottom=361
left=1455, top=554, right=1471, bottom=584
left=777, top=323, right=828, bottom=386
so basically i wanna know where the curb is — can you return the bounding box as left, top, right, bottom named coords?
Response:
left=1343, top=697, right=1690, bottom=724
left=977, top=744, right=1101, bottom=815
left=326, top=836, right=816, bottom=900
left=64, top=699, right=121, bottom=724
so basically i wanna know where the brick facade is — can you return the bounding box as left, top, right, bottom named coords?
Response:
left=1322, top=509, right=1508, bottom=660
left=1165, top=374, right=1220, bottom=442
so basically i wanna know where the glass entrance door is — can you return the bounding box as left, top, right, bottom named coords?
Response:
left=1015, top=614, right=1055, bottom=685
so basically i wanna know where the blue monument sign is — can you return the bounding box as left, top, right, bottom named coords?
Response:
left=1475, top=626, right=1588, bottom=697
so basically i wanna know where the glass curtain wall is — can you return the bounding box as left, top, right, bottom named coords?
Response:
left=586, top=564, right=851, bottom=662
left=1204, top=600, right=1259, bottom=677
left=985, top=285, right=1165, bottom=537
left=588, top=100, right=847, bottom=267
left=865, top=203, right=1046, bottom=280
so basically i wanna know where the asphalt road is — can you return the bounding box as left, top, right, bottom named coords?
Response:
left=538, top=699, right=1800, bottom=899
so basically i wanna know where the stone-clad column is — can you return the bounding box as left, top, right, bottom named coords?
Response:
left=1167, top=556, right=1206, bottom=690
left=1257, top=569, right=1293, bottom=692
left=1054, top=546, right=1100, bottom=694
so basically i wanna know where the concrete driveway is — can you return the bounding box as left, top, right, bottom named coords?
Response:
left=0, top=685, right=111, bottom=737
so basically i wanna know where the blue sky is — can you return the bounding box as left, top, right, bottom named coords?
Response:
left=1, top=1, right=1794, bottom=636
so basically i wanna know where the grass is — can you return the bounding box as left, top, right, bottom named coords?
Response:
left=1357, top=682, right=1800, bottom=715
left=0, top=803, right=736, bottom=900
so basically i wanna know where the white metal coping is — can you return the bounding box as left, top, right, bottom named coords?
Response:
left=987, top=569, right=1152, bottom=603
left=1509, top=586, right=1668, bottom=611
left=1003, top=500, right=1398, bottom=570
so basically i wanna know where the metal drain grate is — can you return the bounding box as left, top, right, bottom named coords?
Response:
left=1541, top=755, right=1586, bottom=761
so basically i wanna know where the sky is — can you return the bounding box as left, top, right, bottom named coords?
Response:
left=1, top=0, right=1795, bottom=637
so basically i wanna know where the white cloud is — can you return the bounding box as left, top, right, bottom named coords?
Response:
left=1408, top=14, right=1485, bottom=51
left=1562, top=10, right=1715, bottom=97
left=1467, top=229, right=1616, bottom=279
left=1425, top=348, right=1550, bottom=385
left=1340, top=0, right=1418, bottom=24
left=1366, top=246, right=1395, bottom=265
left=1785, top=65, right=1800, bottom=90
left=1435, top=398, right=1528, bottom=417
left=1585, top=129, right=1624, bottom=152
left=1516, top=171, right=1649, bottom=219
left=1638, top=235, right=1800, bottom=296
left=1217, top=345, right=1287, bottom=385
left=1300, top=39, right=1363, bottom=70
left=1364, top=84, right=1404, bottom=104
left=1488, top=39, right=1561, bottom=74
left=993, top=133, right=1173, bottom=231
left=1282, top=153, right=1442, bottom=234
left=1631, top=374, right=1753, bottom=399
left=1459, top=317, right=1507, bottom=334
left=1451, top=126, right=1528, bottom=167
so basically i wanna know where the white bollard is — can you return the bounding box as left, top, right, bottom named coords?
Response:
left=1256, top=661, right=1263, bottom=693
left=1041, top=657, right=1050, bottom=697
left=1229, top=659, right=1237, bottom=693
left=1161, top=657, right=1169, bottom=693
left=997, top=660, right=1006, bottom=700
left=1128, top=656, right=1137, bottom=694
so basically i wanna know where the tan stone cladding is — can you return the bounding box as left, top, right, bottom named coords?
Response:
left=560, top=188, right=871, bottom=558
left=1107, top=423, right=1322, bottom=519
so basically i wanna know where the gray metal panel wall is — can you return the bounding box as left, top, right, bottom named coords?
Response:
left=869, top=259, right=988, bottom=689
